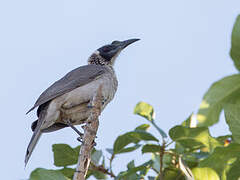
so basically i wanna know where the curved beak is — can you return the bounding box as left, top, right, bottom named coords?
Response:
left=120, top=38, right=140, bottom=49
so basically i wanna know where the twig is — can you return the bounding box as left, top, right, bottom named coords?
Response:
left=157, top=140, right=166, bottom=180
left=109, top=154, right=115, bottom=174
left=165, top=141, right=174, bottom=147
left=73, top=85, right=103, bottom=180
left=151, top=166, right=159, bottom=174
left=90, top=163, right=116, bottom=178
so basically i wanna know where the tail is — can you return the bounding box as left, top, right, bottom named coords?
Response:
left=25, top=126, right=42, bottom=166
left=25, top=103, right=50, bottom=166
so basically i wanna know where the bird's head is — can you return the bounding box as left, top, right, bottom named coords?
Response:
left=88, top=38, right=140, bottom=66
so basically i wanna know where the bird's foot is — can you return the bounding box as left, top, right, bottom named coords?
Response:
left=91, top=141, right=97, bottom=148
left=77, top=137, right=83, bottom=142
left=87, top=103, right=94, bottom=109
left=64, top=119, right=84, bottom=139
left=102, top=97, right=106, bottom=106
left=101, top=96, right=108, bottom=106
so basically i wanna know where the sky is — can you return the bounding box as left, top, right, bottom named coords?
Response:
left=0, top=0, right=240, bottom=179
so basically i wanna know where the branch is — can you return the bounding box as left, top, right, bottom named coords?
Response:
left=159, top=142, right=165, bottom=177
left=90, top=163, right=116, bottom=178
left=73, top=85, right=103, bottom=180
left=156, top=140, right=166, bottom=180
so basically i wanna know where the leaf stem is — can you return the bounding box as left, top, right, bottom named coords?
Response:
left=165, top=141, right=174, bottom=147
left=151, top=120, right=167, bottom=141
left=151, top=166, right=160, bottom=174
left=109, top=154, right=115, bottom=174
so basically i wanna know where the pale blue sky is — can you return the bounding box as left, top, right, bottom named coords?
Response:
left=1, top=0, right=240, bottom=179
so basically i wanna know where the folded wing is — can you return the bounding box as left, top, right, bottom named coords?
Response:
left=26, top=64, right=108, bottom=114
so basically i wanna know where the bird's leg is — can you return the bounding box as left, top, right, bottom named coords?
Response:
left=60, top=107, right=84, bottom=142
left=64, top=119, right=84, bottom=141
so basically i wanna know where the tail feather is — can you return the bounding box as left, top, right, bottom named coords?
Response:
left=25, top=126, right=42, bottom=166
left=25, top=103, right=50, bottom=166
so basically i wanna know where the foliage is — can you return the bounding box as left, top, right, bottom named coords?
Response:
left=29, top=15, right=240, bottom=179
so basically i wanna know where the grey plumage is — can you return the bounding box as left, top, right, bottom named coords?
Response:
left=25, top=103, right=49, bottom=165
left=25, top=65, right=116, bottom=166
left=25, top=38, right=139, bottom=166
left=26, top=65, right=108, bottom=114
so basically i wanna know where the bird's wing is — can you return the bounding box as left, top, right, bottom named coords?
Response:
left=26, top=64, right=108, bottom=114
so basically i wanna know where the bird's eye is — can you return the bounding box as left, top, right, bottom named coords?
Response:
left=103, top=47, right=110, bottom=52
left=103, top=45, right=114, bottom=52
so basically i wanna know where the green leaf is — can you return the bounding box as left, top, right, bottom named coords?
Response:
left=125, top=160, right=141, bottom=179
left=163, top=154, right=174, bottom=169
left=127, top=160, right=135, bottom=169
left=192, top=167, right=220, bottom=180
left=169, top=126, right=221, bottom=152
left=134, top=102, right=154, bottom=121
left=199, top=143, right=240, bottom=178
left=182, top=113, right=193, bottom=127
left=189, top=152, right=209, bottom=161
left=135, top=124, right=150, bottom=131
left=134, top=102, right=167, bottom=138
left=182, top=154, right=199, bottom=168
left=174, top=142, right=185, bottom=154
left=152, top=153, right=174, bottom=172
left=30, top=168, right=68, bottom=180
left=52, top=144, right=79, bottom=167
left=162, top=168, right=185, bottom=180
left=142, top=144, right=161, bottom=154
left=134, top=129, right=159, bottom=141
left=139, top=160, right=153, bottom=176
left=152, top=153, right=160, bottom=172
left=113, top=130, right=158, bottom=154
left=92, top=171, right=107, bottom=180
left=87, top=169, right=107, bottom=180
left=116, top=160, right=152, bottom=179
left=226, top=159, right=240, bottom=180
left=74, top=145, right=80, bottom=154
left=197, top=74, right=240, bottom=126
left=224, top=103, right=240, bottom=143
left=117, top=163, right=147, bottom=179
left=113, top=132, right=139, bottom=154
left=230, top=15, right=240, bottom=71
left=178, top=156, right=194, bottom=180
left=117, top=144, right=141, bottom=154
left=148, top=176, right=156, bottom=180
left=58, top=168, right=75, bottom=179
left=91, top=150, right=102, bottom=165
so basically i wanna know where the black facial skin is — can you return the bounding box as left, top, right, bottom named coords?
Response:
left=97, top=39, right=140, bottom=61
left=97, top=44, right=120, bottom=61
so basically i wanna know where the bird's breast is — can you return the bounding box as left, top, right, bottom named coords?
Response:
left=62, top=72, right=117, bottom=109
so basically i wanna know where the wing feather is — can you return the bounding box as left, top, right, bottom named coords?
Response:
left=26, top=64, right=108, bottom=114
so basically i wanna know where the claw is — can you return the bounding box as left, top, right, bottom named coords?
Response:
left=87, top=103, right=93, bottom=109
left=77, top=137, right=83, bottom=142
left=102, top=97, right=108, bottom=106
left=92, top=141, right=97, bottom=147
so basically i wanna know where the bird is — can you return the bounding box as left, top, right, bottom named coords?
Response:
left=25, top=38, right=140, bottom=166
